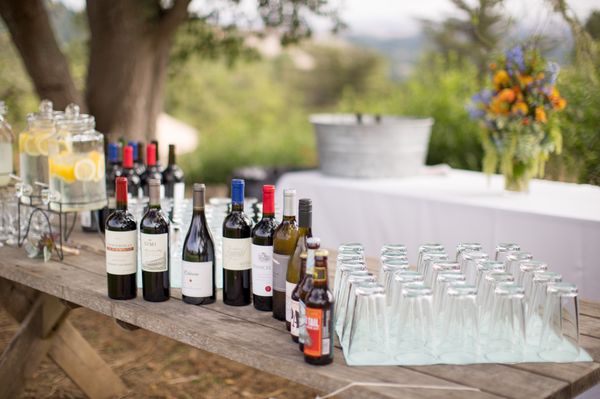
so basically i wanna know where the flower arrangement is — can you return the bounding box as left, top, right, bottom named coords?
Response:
left=468, top=45, right=567, bottom=191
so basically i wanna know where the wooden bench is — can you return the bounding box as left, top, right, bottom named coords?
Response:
left=0, top=232, right=599, bottom=399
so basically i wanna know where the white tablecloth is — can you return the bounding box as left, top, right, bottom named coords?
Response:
left=276, top=168, right=600, bottom=301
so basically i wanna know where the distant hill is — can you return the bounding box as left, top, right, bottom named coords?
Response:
left=343, top=34, right=427, bottom=81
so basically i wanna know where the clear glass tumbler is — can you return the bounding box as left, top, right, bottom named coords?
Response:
left=486, top=283, right=527, bottom=362
left=417, top=244, right=445, bottom=273
left=495, top=243, right=521, bottom=262
left=438, top=284, right=479, bottom=363
left=539, top=282, right=580, bottom=361
left=347, top=286, right=389, bottom=364
left=395, top=284, right=436, bottom=364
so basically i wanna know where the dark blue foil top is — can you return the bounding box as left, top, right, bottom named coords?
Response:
left=128, top=141, right=139, bottom=161
left=108, top=143, right=119, bottom=163
left=231, top=179, right=245, bottom=205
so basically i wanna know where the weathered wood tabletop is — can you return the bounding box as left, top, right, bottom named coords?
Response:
left=0, top=232, right=599, bottom=399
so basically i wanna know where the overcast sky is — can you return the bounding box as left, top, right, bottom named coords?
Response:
left=61, top=0, right=599, bottom=38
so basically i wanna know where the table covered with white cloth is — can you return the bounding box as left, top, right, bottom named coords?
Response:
left=276, top=167, right=600, bottom=301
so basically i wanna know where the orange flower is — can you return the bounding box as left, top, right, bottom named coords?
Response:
left=493, top=70, right=510, bottom=89
left=489, top=62, right=497, bottom=70
left=553, top=97, right=567, bottom=111
left=511, top=101, right=528, bottom=115
left=498, top=88, right=516, bottom=103
left=535, top=107, right=547, bottom=123
left=490, top=97, right=510, bottom=115
left=522, top=117, right=530, bottom=126
left=518, top=74, right=534, bottom=87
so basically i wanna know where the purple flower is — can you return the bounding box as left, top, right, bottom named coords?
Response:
left=506, top=46, right=525, bottom=75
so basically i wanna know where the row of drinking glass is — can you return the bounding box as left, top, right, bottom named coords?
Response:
left=334, top=242, right=581, bottom=365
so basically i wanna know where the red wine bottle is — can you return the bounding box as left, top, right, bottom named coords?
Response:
left=122, top=145, right=141, bottom=198
left=105, top=177, right=137, bottom=300
left=140, top=179, right=170, bottom=302
left=251, top=185, right=279, bottom=311
left=163, top=144, right=185, bottom=201
left=222, top=179, right=252, bottom=306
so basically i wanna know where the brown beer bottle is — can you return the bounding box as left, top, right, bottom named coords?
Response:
left=297, top=237, right=321, bottom=351
left=303, top=249, right=334, bottom=366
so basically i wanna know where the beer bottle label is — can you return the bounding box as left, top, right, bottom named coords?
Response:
left=304, top=307, right=331, bottom=357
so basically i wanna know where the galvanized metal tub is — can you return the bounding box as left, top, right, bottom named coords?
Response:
left=310, top=114, right=434, bottom=178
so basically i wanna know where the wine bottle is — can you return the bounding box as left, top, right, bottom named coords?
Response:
left=135, top=141, right=147, bottom=177
left=297, top=237, right=320, bottom=351
left=272, top=189, right=298, bottom=321
left=140, top=179, right=170, bottom=302
left=285, top=198, right=312, bottom=330
left=122, top=145, right=142, bottom=198
left=141, top=143, right=163, bottom=197
left=163, top=144, right=185, bottom=202
left=105, top=177, right=138, bottom=300
left=151, top=139, right=163, bottom=171
left=182, top=183, right=216, bottom=305
left=251, top=185, right=279, bottom=311
left=222, top=179, right=252, bottom=306
left=304, top=249, right=334, bottom=366
left=291, top=252, right=307, bottom=342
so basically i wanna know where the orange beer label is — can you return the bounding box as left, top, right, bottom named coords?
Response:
left=304, top=307, right=322, bottom=357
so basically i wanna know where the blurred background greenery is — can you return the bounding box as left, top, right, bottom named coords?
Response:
left=1, top=0, right=600, bottom=184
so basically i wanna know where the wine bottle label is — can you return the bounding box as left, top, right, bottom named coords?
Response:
left=80, top=211, right=92, bottom=228
left=181, top=260, right=213, bottom=297
left=298, top=300, right=306, bottom=344
left=251, top=244, right=273, bottom=296
left=105, top=230, right=137, bottom=275
left=285, top=280, right=295, bottom=322
left=272, top=253, right=290, bottom=292
left=290, top=299, right=300, bottom=337
left=174, top=182, right=185, bottom=203
left=222, top=237, right=251, bottom=271
left=304, top=307, right=332, bottom=357
left=160, top=184, right=165, bottom=199
left=141, top=233, right=168, bottom=272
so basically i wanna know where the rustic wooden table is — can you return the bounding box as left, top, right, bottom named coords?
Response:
left=0, top=233, right=599, bottom=399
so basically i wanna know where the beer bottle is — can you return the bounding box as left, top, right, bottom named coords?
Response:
left=303, top=249, right=334, bottom=365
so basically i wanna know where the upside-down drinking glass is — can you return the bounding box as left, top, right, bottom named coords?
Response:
left=505, top=251, right=533, bottom=276
left=425, top=261, right=460, bottom=287
left=420, top=252, right=449, bottom=280
left=432, top=273, right=466, bottom=315
left=347, top=286, right=389, bottom=363
left=539, top=282, right=580, bottom=361
left=456, top=242, right=483, bottom=262
left=379, top=258, right=409, bottom=291
left=461, top=251, right=489, bottom=285
left=387, top=270, right=424, bottom=309
left=335, top=273, right=376, bottom=335
left=395, top=284, right=436, bottom=364
left=333, top=259, right=365, bottom=303
left=438, top=284, right=479, bottom=363
left=381, top=244, right=407, bottom=256
left=486, top=283, right=527, bottom=362
left=417, top=244, right=445, bottom=273
left=495, top=243, right=521, bottom=262
left=516, top=260, right=548, bottom=297
left=341, top=281, right=384, bottom=347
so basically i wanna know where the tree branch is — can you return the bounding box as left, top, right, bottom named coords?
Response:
left=0, top=0, right=84, bottom=110
left=158, top=0, right=191, bottom=35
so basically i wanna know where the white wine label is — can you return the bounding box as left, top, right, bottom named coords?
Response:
left=141, top=233, right=169, bottom=272
left=285, top=280, right=295, bottom=322
left=174, top=182, right=185, bottom=203
left=298, top=300, right=307, bottom=344
left=160, top=184, right=165, bottom=199
left=80, top=211, right=92, bottom=228
left=251, top=244, right=273, bottom=296
left=222, top=237, right=251, bottom=271
left=272, top=253, right=290, bottom=292
left=106, top=230, right=137, bottom=275
left=181, top=260, right=213, bottom=297
left=290, top=299, right=300, bottom=337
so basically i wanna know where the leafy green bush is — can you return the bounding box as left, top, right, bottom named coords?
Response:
left=165, top=58, right=316, bottom=184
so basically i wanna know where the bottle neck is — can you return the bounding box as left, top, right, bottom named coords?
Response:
left=306, top=248, right=316, bottom=275
left=299, top=211, right=312, bottom=229
left=149, top=187, right=161, bottom=208
left=168, top=147, right=175, bottom=166
left=232, top=202, right=244, bottom=212
left=313, top=266, right=328, bottom=288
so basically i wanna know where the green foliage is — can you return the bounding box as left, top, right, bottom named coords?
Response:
left=165, top=56, right=315, bottom=184
left=585, top=11, right=600, bottom=40
left=338, top=53, right=484, bottom=171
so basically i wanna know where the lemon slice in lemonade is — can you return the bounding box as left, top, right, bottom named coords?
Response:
left=34, top=132, right=52, bottom=156
left=49, top=158, right=75, bottom=183
left=24, top=135, right=40, bottom=156
left=88, top=151, right=105, bottom=181
left=74, top=158, right=97, bottom=182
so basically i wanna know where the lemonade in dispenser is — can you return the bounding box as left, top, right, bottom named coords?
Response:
left=19, top=100, right=60, bottom=194
left=48, top=104, right=106, bottom=212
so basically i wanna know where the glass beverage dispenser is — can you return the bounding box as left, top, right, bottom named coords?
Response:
left=0, top=101, right=13, bottom=186
left=48, top=104, right=106, bottom=212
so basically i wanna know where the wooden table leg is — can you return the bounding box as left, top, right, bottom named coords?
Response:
left=0, top=279, right=127, bottom=399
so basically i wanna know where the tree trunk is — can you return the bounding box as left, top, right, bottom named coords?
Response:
left=0, top=0, right=83, bottom=110
left=85, top=0, right=189, bottom=142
